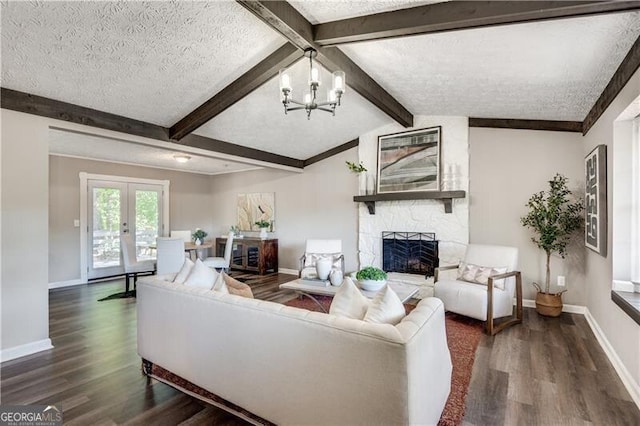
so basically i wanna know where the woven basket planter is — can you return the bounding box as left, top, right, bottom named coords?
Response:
left=535, top=292, right=563, bottom=317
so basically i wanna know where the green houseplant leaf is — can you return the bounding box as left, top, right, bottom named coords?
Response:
left=356, top=266, right=388, bottom=281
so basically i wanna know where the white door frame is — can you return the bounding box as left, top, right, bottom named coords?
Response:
left=80, top=172, right=169, bottom=283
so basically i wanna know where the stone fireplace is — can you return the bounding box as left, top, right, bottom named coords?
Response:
left=357, top=116, right=470, bottom=274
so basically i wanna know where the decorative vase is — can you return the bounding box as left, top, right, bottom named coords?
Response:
left=359, top=172, right=367, bottom=195
left=329, top=269, right=343, bottom=286
left=535, top=292, right=563, bottom=317
left=366, top=173, right=376, bottom=195
left=259, top=227, right=268, bottom=240
left=316, top=258, right=332, bottom=280
left=195, top=238, right=202, bottom=246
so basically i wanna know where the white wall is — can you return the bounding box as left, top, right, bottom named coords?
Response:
left=469, top=127, right=585, bottom=304
left=209, top=149, right=359, bottom=273
left=583, top=67, right=640, bottom=387
left=357, top=116, right=470, bottom=269
left=49, top=155, right=216, bottom=283
left=1, top=109, right=51, bottom=356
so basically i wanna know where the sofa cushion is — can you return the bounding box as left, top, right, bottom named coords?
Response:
left=222, top=272, right=254, bottom=298
left=457, top=262, right=507, bottom=290
left=329, top=277, right=370, bottom=319
left=184, top=259, right=218, bottom=289
left=212, top=273, right=230, bottom=294
left=173, top=258, right=194, bottom=284
left=363, top=285, right=406, bottom=325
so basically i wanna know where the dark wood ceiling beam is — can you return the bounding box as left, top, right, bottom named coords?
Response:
left=583, top=35, right=640, bottom=135
left=303, top=138, right=359, bottom=167
left=1, top=87, right=304, bottom=169
left=169, top=42, right=300, bottom=140
left=314, top=1, right=640, bottom=46
left=237, top=0, right=414, bottom=128
left=469, top=118, right=583, bottom=133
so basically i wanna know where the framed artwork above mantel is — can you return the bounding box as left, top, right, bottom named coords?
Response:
left=376, top=126, right=441, bottom=194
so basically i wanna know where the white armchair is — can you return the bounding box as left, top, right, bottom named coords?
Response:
left=434, top=244, right=522, bottom=335
left=299, top=239, right=345, bottom=279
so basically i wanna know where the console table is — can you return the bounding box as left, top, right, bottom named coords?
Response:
left=216, top=237, right=278, bottom=275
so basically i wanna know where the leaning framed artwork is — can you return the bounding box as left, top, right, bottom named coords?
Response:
left=376, top=126, right=441, bottom=193
left=237, top=193, right=275, bottom=231
left=585, top=144, right=607, bottom=257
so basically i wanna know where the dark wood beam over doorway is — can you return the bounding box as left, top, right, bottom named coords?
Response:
left=237, top=0, right=414, bottom=128
left=169, top=42, right=300, bottom=141
left=314, top=1, right=640, bottom=46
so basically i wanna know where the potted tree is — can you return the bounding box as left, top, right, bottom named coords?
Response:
left=520, top=174, right=584, bottom=317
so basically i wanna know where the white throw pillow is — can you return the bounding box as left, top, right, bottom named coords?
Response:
left=212, top=273, right=230, bottom=294
left=173, top=258, right=194, bottom=284
left=457, top=262, right=508, bottom=290
left=363, top=285, right=406, bottom=325
left=329, top=277, right=370, bottom=319
left=184, top=259, right=218, bottom=289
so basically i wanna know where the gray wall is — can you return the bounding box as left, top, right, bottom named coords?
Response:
left=209, top=148, right=359, bottom=273
left=49, top=155, right=215, bottom=283
left=582, top=67, right=640, bottom=386
left=469, top=127, right=585, bottom=304
left=1, top=110, right=50, bottom=351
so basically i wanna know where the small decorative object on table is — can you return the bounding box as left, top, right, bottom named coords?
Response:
left=356, top=266, right=387, bottom=291
left=329, top=269, right=343, bottom=286
left=255, top=220, right=270, bottom=240
left=192, top=228, right=207, bottom=245
left=315, top=257, right=333, bottom=280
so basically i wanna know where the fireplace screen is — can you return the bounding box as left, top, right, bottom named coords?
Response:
left=382, top=232, right=439, bottom=277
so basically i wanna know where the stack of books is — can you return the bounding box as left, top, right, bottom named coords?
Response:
left=300, top=278, right=330, bottom=287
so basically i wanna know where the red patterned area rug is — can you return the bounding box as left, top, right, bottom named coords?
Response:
left=284, top=295, right=484, bottom=426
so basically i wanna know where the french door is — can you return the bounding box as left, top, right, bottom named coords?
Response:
left=87, top=180, right=164, bottom=280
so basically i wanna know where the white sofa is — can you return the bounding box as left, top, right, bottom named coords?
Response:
left=137, top=275, right=452, bottom=425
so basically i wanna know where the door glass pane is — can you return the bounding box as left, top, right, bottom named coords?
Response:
left=92, top=187, right=121, bottom=269
left=135, top=190, right=159, bottom=261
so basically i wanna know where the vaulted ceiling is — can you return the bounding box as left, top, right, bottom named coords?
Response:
left=2, top=1, right=639, bottom=173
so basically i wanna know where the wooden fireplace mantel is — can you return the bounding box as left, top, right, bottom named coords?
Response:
left=353, top=190, right=466, bottom=214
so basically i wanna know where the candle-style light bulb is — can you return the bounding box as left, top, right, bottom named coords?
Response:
left=310, top=67, right=320, bottom=85
left=279, top=69, right=291, bottom=92
left=332, top=70, right=345, bottom=93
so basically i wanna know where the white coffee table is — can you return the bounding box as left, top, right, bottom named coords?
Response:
left=280, top=278, right=419, bottom=313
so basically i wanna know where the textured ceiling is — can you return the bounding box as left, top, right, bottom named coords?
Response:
left=290, top=0, right=443, bottom=24
left=1, top=1, right=285, bottom=126
left=48, top=129, right=259, bottom=176
left=1, top=1, right=639, bottom=170
left=194, top=58, right=393, bottom=159
left=340, top=12, right=640, bottom=121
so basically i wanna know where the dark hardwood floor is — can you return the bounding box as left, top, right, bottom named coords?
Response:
left=2, top=275, right=639, bottom=425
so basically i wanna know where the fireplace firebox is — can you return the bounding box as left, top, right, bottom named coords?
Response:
left=382, top=232, right=439, bottom=277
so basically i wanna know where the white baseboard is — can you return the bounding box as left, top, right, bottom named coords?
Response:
left=278, top=268, right=298, bottom=275
left=1, top=338, right=53, bottom=363
left=584, top=308, right=640, bottom=409
left=522, top=298, right=586, bottom=314
left=49, top=279, right=84, bottom=289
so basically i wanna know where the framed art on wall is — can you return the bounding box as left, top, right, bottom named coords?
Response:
left=376, top=126, right=441, bottom=194
left=585, top=144, right=607, bottom=257
left=237, top=192, right=275, bottom=231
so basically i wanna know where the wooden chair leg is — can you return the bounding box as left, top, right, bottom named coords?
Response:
left=486, top=271, right=523, bottom=335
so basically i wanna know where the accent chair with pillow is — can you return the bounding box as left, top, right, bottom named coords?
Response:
left=299, top=239, right=345, bottom=279
left=434, top=243, right=523, bottom=335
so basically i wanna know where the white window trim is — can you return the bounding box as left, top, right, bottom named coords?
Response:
left=79, top=172, right=170, bottom=283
